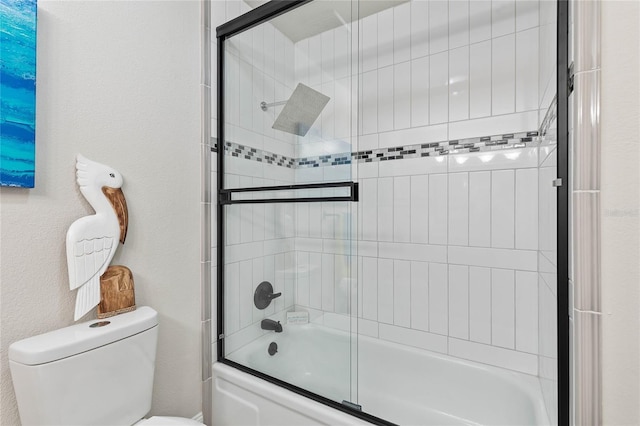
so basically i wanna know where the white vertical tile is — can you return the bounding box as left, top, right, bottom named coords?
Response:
left=394, top=2, right=411, bottom=63
left=492, top=34, right=516, bottom=115
left=321, top=30, right=334, bottom=83
left=362, top=14, right=378, bottom=72
left=296, top=197, right=309, bottom=238
left=334, top=25, right=350, bottom=80
left=284, top=38, right=295, bottom=87
left=492, top=0, right=516, bottom=37
left=362, top=70, right=378, bottom=135
left=226, top=193, right=240, bottom=246
left=309, top=252, right=322, bottom=310
left=469, top=0, right=492, bottom=43
left=394, top=177, right=411, bottom=243
left=378, top=66, right=394, bottom=133
left=492, top=268, right=515, bottom=349
left=252, top=24, right=264, bottom=72
left=361, top=178, right=378, bottom=241
left=515, top=168, right=538, bottom=250
left=378, top=177, right=394, bottom=242
left=225, top=262, right=240, bottom=334
left=295, top=39, right=309, bottom=86
left=308, top=35, right=322, bottom=87
left=309, top=199, right=322, bottom=238
left=411, top=261, right=429, bottom=331
left=239, top=177, right=253, bottom=243
left=239, top=59, right=253, bottom=130
left=263, top=24, right=275, bottom=78
left=334, top=255, right=350, bottom=315
left=411, top=56, right=430, bottom=127
left=515, top=0, right=539, bottom=31
left=429, top=174, right=448, bottom=245
left=449, top=46, right=470, bottom=122
left=274, top=254, right=285, bottom=312
left=469, top=40, right=492, bottom=119
left=410, top=175, right=429, bottom=244
left=468, top=171, right=491, bottom=246
left=394, top=61, right=411, bottom=129
left=357, top=256, right=363, bottom=318
left=378, top=9, right=394, bottom=68
left=411, top=0, right=430, bottom=59
left=516, top=270, right=538, bottom=353
left=296, top=252, right=310, bottom=306
left=252, top=201, right=265, bottom=242
left=253, top=257, right=268, bottom=321
left=378, top=258, right=394, bottom=324
left=264, top=253, right=275, bottom=291
left=321, top=81, right=335, bottom=140
left=321, top=195, right=334, bottom=239
left=239, top=260, right=253, bottom=328
left=262, top=75, right=276, bottom=138
left=429, top=262, right=448, bottom=335
left=429, top=1, right=449, bottom=54
left=449, top=0, right=470, bottom=49
left=264, top=198, right=275, bottom=240
left=448, top=172, right=469, bottom=246
left=394, top=260, right=411, bottom=327
left=429, top=52, right=449, bottom=124
left=284, top=252, right=295, bottom=308
left=322, top=253, right=334, bottom=311
left=362, top=257, right=378, bottom=320
left=469, top=266, right=491, bottom=343
left=252, top=68, right=264, bottom=134
left=225, top=54, right=240, bottom=127
left=491, top=170, right=515, bottom=248
left=449, top=265, right=469, bottom=339
left=515, top=27, right=539, bottom=112
left=274, top=30, right=285, bottom=83
left=334, top=77, right=351, bottom=139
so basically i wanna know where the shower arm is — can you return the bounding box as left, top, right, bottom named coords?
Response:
left=260, top=100, right=288, bottom=111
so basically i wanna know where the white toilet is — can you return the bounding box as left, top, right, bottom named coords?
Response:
left=8, top=306, right=204, bottom=426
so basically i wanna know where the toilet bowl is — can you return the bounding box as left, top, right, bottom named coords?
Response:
left=9, top=307, right=204, bottom=426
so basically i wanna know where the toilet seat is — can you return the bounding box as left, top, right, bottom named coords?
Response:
left=135, top=416, right=205, bottom=425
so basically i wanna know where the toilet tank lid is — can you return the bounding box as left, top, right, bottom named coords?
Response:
left=9, top=306, right=158, bottom=366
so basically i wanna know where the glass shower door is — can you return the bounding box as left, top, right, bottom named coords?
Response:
left=217, top=0, right=360, bottom=409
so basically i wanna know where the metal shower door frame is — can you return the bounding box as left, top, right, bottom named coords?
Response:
left=214, top=1, right=571, bottom=425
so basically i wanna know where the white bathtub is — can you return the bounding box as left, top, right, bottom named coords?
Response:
left=213, top=323, right=549, bottom=425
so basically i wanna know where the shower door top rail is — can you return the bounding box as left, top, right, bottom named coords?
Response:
left=219, top=181, right=359, bottom=205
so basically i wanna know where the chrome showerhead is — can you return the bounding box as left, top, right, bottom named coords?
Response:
left=261, top=83, right=330, bottom=137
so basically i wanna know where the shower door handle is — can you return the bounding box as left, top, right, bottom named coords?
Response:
left=219, top=181, right=359, bottom=205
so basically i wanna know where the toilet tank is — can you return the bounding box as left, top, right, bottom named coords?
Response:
left=9, top=307, right=159, bottom=426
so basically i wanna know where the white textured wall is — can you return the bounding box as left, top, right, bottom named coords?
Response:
left=0, top=1, right=201, bottom=425
left=601, top=1, right=640, bottom=425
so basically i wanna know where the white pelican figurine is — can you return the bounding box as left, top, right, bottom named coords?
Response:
left=66, top=155, right=128, bottom=320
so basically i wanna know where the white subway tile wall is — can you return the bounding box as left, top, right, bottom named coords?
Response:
left=213, top=0, right=551, bottom=378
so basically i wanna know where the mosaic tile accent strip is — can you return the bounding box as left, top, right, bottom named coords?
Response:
left=211, top=130, right=541, bottom=169
left=348, top=131, right=539, bottom=167
left=222, top=141, right=296, bottom=168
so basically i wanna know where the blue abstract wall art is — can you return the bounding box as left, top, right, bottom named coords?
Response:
left=1, top=0, right=37, bottom=188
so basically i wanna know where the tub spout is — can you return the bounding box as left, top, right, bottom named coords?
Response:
left=261, top=319, right=283, bottom=333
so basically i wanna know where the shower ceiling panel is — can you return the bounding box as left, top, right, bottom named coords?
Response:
left=243, top=0, right=408, bottom=41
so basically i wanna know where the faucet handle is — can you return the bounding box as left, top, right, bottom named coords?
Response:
left=254, top=281, right=281, bottom=310
left=266, top=292, right=282, bottom=300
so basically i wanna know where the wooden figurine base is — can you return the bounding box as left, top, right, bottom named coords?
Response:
left=98, top=265, right=136, bottom=319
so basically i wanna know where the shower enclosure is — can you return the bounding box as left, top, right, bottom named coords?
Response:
left=212, top=0, right=568, bottom=424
